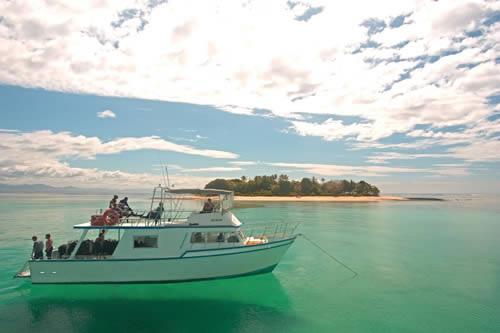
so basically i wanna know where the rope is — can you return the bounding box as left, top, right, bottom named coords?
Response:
left=299, top=233, right=358, bottom=278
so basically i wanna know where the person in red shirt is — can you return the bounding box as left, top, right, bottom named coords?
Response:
left=45, top=233, right=53, bottom=259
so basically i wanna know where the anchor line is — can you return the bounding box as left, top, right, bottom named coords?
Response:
left=298, top=233, right=358, bottom=278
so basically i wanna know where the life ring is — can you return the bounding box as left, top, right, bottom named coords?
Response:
left=103, top=208, right=120, bottom=225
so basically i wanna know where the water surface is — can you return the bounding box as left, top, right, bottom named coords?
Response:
left=0, top=194, right=499, bottom=332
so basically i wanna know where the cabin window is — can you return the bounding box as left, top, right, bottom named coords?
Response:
left=133, top=236, right=158, bottom=248
left=226, top=232, right=240, bottom=243
left=190, top=232, right=239, bottom=243
left=190, top=232, right=206, bottom=243
left=207, top=232, right=225, bottom=243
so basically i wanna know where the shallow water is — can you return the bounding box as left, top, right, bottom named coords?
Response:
left=1, top=194, right=499, bottom=333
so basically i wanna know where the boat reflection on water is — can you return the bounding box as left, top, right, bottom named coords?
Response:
left=3, top=275, right=300, bottom=333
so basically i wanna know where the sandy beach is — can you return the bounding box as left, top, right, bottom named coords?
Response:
left=234, top=195, right=408, bottom=202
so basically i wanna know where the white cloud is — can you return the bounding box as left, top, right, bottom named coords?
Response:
left=268, top=162, right=428, bottom=177
left=0, top=128, right=20, bottom=133
left=291, top=119, right=375, bottom=141
left=0, top=130, right=238, bottom=188
left=0, top=0, right=499, bottom=180
left=267, top=161, right=469, bottom=177
left=0, top=0, right=497, bottom=146
left=366, top=152, right=451, bottom=164
left=448, top=140, right=500, bottom=162
left=97, top=109, right=116, bottom=118
left=0, top=130, right=237, bottom=160
left=0, top=160, right=213, bottom=189
left=229, top=161, right=258, bottom=166
left=182, top=167, right=242, bottom=173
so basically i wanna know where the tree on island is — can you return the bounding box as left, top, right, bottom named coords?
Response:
left=204, top=175, right=380, bottom=196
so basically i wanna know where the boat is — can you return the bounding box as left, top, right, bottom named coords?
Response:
left=15, top=185, right=299, bottom=284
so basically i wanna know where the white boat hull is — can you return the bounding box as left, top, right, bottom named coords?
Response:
left=28, top=238, right=295, bottom=284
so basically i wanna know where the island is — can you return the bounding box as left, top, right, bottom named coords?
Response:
left=204, top=175, right=409, bottom=202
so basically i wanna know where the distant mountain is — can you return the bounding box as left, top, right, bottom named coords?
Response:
left=0, top=183, right=149, bottom=195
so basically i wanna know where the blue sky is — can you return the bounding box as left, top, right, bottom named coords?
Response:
left=0, top=1, right=499, bottom=193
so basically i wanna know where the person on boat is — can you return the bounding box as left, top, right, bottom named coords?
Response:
left=118, top=197, right=131, bottom=210
left=45, top=233, right=53, bottom=259
left=31, top=236, right=44, bottom=259
left=143, top=202, right=164, bottom=221
left=95, top=231, right=105, bottom=258
left=118, top=197, right=134, bottom=216
left=109, top=195, right=118, bottom=209
left=153, top=202, right=164, bottom=222
left=202, top=198, right=214, bottom=213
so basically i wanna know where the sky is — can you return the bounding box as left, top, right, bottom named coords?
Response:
left=0, top=0, right=499, bottom=193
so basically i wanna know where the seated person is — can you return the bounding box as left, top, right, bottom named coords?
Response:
left=118, top=197, right=134, bottom=216
left=216, top=232, right=225, bottom=242
left=202, top=198, right=214, bottom=213
left=146, top=202, right=164, bottom=222
left=109, top=195, right=118, bottom=209
left=227, top=233, right=239, bottom=243
left=192, top=232, right=204, bottom=243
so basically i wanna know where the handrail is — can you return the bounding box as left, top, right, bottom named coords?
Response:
left=240, top=221, right=300, bottom=242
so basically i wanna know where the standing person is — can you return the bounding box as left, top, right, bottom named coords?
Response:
left=109, top=195, right=118, bottom=209
left=32, top=236, right=44, bottom=259
left=95, top=231, right=105, bottom=258
left=45, top=233, right=53, bottom=259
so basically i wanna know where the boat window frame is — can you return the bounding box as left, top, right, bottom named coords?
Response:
left=190, top=232, right=206, bottom=243
left=226, top=232, right=240, bottom=243
left=206, top=232, right=226, bottom=243
left=190, top=231, right=240, bottom=244
left=133, top=235, right=159, bottom=248
left=189, top=231, right=242, bottom=244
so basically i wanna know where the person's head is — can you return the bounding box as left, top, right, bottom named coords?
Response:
left=45, top=233, right=51, bottom=239
left=123, top=197, right=128, bottom=201
left=113, top=195, right=118, bottom=199
left=32, top=236, right=37, bottom=241
left=208, top=198, right=212, bottom=202
left=159, top=202, right=163, bottom=207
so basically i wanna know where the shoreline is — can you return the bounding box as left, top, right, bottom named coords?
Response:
left=234, top=195, right=410, bottom=202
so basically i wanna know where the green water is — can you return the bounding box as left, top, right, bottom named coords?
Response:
left=1, top=194, right=499, bottom=333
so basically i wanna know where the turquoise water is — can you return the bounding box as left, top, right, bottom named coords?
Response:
left=1, top=194, right=499, bottom=332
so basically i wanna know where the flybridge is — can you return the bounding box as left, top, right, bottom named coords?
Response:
left=85, top=185, right=236, bottom=228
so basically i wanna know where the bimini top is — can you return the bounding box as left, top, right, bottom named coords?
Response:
left=167, top=188, right=233, bottom=196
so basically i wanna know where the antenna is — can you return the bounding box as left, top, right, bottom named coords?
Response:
left=160, top=163, right=168, bottom=188
left=165, top=165, right=171, bottom=189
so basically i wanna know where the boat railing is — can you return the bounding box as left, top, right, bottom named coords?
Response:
left=94, top=208, right=192, bottom=227
left=185, top=221, right=299, bottom=251
left=241, top=221, right=300, bottom=242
